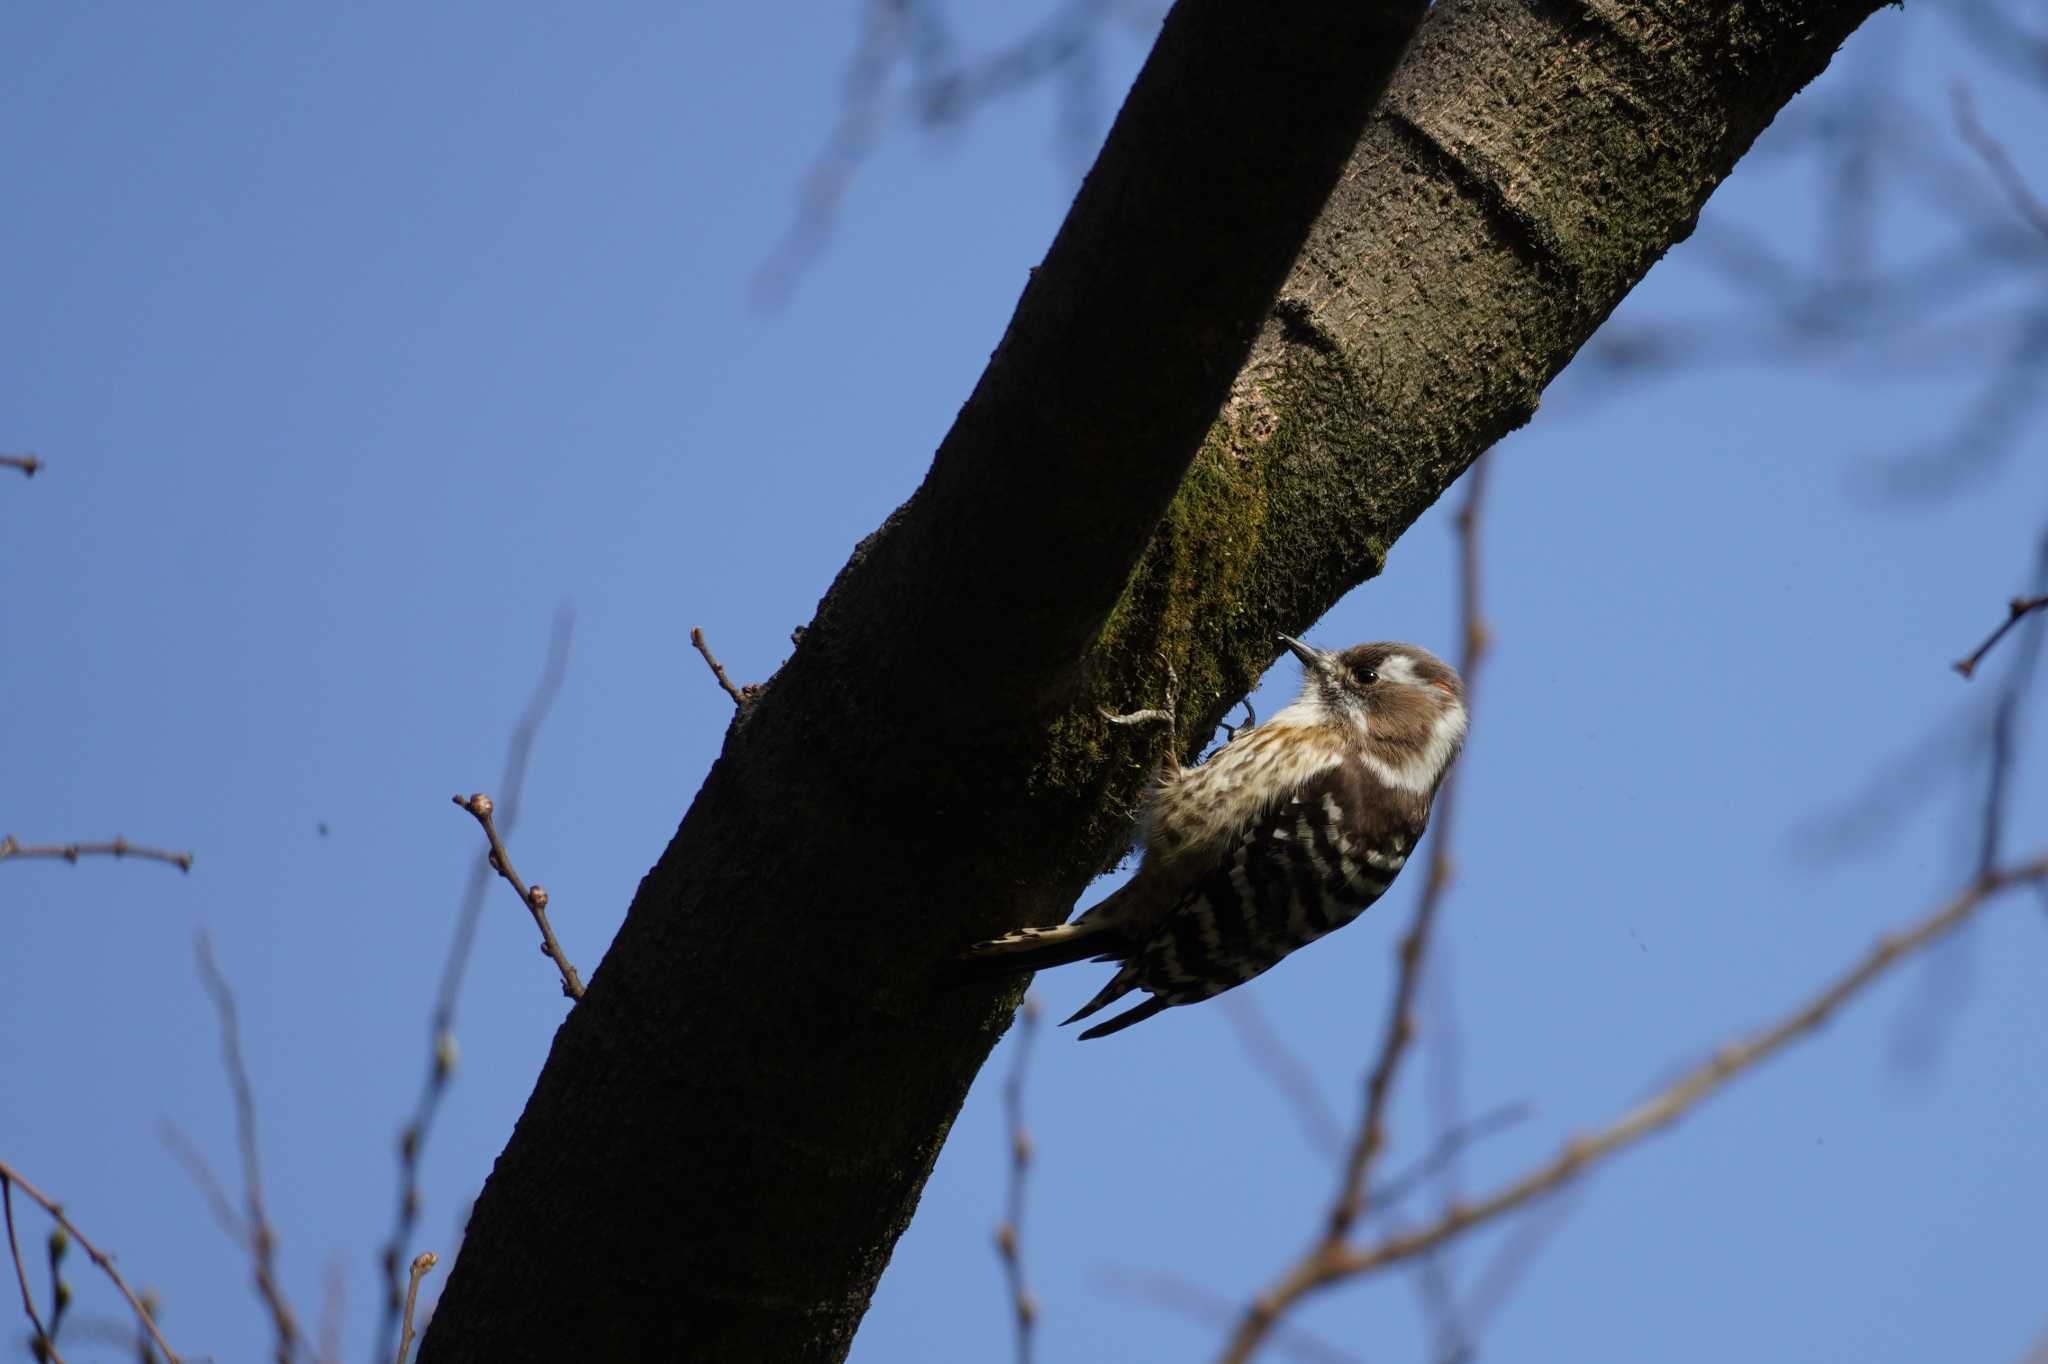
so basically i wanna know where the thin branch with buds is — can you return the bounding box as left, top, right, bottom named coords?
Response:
left=0, top=1160, right=181, bottom=1364
left=43, top=1221, right=74, bottom=1361
left=0, top=837, right=192, bottom=872
left=690, top=627, right=758, bottom=708
left=378, top=612, right=570, bottom=1361
left=195, top=933, right=303, bottom=1364
left=993, top=994, right=1041, bottom=1364
left=1, top=453, right=41, bottom=478
left=1216, top=853, right=2048, bottom=1362
left=4, top=1179, right=63, bottom=1364
left=450, top=793, right=584, bottom=1000
left=1953, top=593, right=2048, bottom=678
left=393, top=1253, right=437, bottom=1364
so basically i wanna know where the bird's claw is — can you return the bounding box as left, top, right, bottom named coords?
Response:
left=1217, top=697, right=1257, bottom=743
left=1100, top=659, right=1179, bottom=730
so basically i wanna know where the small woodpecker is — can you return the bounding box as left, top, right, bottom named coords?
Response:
left=961, top=636, right=1467, bottom=1039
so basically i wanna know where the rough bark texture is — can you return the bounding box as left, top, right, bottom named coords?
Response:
left=419, top=2, right=1884, bottom=1361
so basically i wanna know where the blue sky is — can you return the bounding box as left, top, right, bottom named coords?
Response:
left=4, top=5, right=2045, bottom=1363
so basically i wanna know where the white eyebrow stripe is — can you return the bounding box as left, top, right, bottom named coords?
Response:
left=1377, top=654, right=1420, bottom=686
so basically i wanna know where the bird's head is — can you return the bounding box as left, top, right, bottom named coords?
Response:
left=1279, top=635, right=1467, bottom=771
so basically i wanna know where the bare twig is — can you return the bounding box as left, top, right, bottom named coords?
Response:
left=1403, top=456, right=1497, bottom=1363
left=1409, top=1246, right=1466, bottom=1364
left=1219, top=994, right=1345, bottom=1160
left=1419, top=940, right=1471, bottom=1203
left=195, top=933, right=303, bottom=1364
left=1, top=453, right=40, bottom=478
left=18, top=1314, right=153, bottom=1353
left=4, top=1179, right=63, bottom=1364
left=2018, top=1314, right=2048, bottom=1364
left=1337, top=452, right=1494, bottom=1231
left=1457, top=1183, right=1582, bottom=1336
left=1951, top=82, right=2048, bottom=242
left=0, top=837, right=192, bottom=872
left=1897, top=538, right=2048, bottom=1067
left=451, top=793, right=584, bottom=1001
left=157, top=1122, right=244, bottom=1245
left=44, top=1224, right=72, bottom=1356
left=1952, top=593, right=2048, bottom=678
left=1216, top=854, right=2048, bottom=1362
left=1368, top=1101, right=1534, bottom=1216
left=1101, top=1269, right=1365, bottom=1364
left=752, top=0, right=1149, bottom=305
left=994, top=994, right=1041, bottom=1364
left=136, top=1291, right=161, bottom=1364
left=749, top=0, right=909, bottom=306
left=1218, top=449, right=1494, bottom=1363
left=689, top=627, right=756, bottom=708
left=0, top=1160, right=181, bottom=1364
left=317, top=1255, right=345, bottom=1364
left=393, top=1253, right=436, bottom=1364
left=379, top=613, right=570, bottom=1360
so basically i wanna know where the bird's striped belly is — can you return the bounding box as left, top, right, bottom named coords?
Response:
left=1137, top=793, right=1411, bottom=1002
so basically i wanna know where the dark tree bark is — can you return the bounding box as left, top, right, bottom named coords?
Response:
left=419, top=2, right=1886, bottom=1360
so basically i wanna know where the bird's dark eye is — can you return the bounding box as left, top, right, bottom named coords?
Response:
left=1355, top=668, right=1378, bottom=686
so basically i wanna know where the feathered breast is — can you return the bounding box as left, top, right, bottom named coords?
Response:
left=1139, top=715, right=1351, bottom=875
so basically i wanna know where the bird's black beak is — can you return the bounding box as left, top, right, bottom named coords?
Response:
left=1278, top=634, right=1332, bottom=672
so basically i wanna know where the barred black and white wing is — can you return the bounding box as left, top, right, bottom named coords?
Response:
left=1064, top=759, right=1425, bottom=1039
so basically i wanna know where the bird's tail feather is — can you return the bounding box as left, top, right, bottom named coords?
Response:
left=1077, top=996, right=1171, bottom=1040
left=1061, top=963, right=1139, bottom=1027
left=952, top=919, right=1119, bottom=982
left=951, top=880, right=1142, bottom=983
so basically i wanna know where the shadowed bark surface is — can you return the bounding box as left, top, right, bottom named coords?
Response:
left=418, top=2, right=1884, bottom=1360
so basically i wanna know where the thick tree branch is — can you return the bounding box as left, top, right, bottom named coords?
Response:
left=421, top=3, right=1893, bottom=1361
